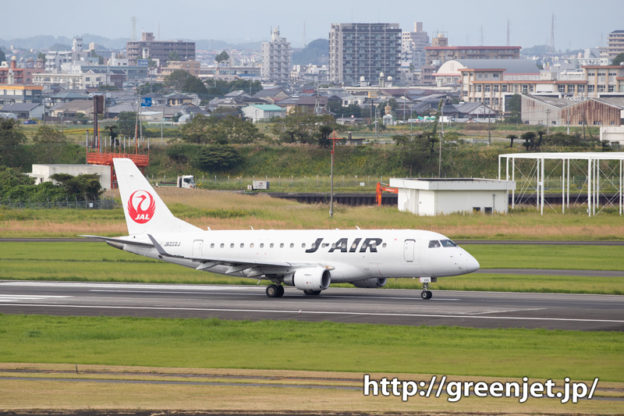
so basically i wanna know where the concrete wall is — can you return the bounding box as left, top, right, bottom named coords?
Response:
left=29, top=164, right=111, bottom=190
left=600, top=126, right=624, bottom=144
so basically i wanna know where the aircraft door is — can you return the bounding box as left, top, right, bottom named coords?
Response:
left=192, top=239, right=203, bottom=258
left=403, top=239, right=415, bottom=262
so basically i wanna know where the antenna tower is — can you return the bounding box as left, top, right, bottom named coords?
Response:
left=131, top=16, right=136, bottom=41
left=550, top=14, right=555, bottom=52
left=506, top=20, right=510, bottom=46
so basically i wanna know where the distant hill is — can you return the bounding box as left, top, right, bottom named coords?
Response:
left=521, top=45, right=554, bottom=55
left=0, top=34, right=128, bottom=51
left=0, top=34, right=263, bottom=52
left=292, top=39, right=329, bottom=66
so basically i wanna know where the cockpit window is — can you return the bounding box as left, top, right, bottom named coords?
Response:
left=441, top=239, right=457, bottom=247
left=428, top=240, right=441, bottom=248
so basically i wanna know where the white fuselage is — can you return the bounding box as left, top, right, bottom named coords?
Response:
left=121, top=229, right=479, bottom=283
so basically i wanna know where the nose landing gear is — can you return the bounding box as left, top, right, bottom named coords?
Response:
left=419, top=277, right=435, bottom=300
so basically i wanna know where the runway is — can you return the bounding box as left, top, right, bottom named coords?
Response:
left=1, top=281, right=622, bottom=331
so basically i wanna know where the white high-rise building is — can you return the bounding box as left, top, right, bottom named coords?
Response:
left=401, top=22, right=429, bottom=70
left=262, top=28, right=291, bottom=85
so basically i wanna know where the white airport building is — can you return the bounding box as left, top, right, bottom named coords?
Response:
left=29, top=164, right=111, bottom=190
left=389, top=178, right=516, bottom=216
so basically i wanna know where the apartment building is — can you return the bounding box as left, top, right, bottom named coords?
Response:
left=126, top=32, right=195, bottom=66
left=425, top=45, right=521, bottom=68
left=0, top=58, right=36, bottom=85
left=608, top=30, right=624, bottom=60
left=401, top=22, right=429, bottom=70
left=329, top=23, right=401, bottom=86
left=0, top=85, right=43, bottom=105
left=261, top=28, right=291, bottom=85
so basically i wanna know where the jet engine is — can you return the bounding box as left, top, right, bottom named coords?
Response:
left=284, top=267, right=331, bottom=291
left=352, top=278, right=387, bottom=288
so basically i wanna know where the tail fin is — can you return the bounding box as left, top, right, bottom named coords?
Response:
left=113, top=158, right=201, bottom=235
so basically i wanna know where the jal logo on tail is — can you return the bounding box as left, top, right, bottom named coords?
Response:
left=128, top=190, right=155, bottom=224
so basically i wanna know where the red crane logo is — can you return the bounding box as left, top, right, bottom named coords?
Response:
left=128, top=190, right=155, bottom=224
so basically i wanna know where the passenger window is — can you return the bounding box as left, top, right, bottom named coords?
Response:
left=301, top=243, right=306, bottom=248
left=250, top=243, right=255, bottom=248
left=428, top=240, right=441, bottom=248
left=230, top=243, right=234, bottom=248
left=382, top=243, right=387, bottom=248
left=220, top=243, right=224, bottom=248
left=441, top=239, right=457, bottom=247
left=260, top=243, right=264, bottom=248
left=210, top=243, right=215, bottom=248
left=280, top=243, right=284, bottom=248
left=240, top=243, right=244, bottom=248
left=270, top=243, right=274, bottom=248
left=351, top=242, right=358, bottom=250
left=290, top=243, right=294, bottom=248
left=322, top=243, right=329, bottom=247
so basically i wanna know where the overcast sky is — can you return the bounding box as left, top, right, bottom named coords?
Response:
left=1, top=0, right=621, bottom=49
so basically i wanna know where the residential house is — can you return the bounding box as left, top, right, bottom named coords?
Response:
left=0, top=103, right=45, bottom=119
left=241, top=104, right=286, bottom=123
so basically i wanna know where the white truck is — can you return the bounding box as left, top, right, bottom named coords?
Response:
left=177, top=175, right=195, bottom=189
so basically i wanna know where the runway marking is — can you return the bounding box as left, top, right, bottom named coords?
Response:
left=0, top=295, right=70, bottom=303
left=89, top=289, right=461, bottom=302
left=3, top=303, right=624, bottom=324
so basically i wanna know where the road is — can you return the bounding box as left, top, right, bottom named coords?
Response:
left=1, top=281, right=622, bottom=331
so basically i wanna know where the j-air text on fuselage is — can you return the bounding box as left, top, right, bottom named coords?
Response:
left=85, top=158, right=479, bottom=300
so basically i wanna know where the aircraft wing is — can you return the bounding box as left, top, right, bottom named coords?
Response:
left=84, top=234, right=332, bottom=278
left=145, top=234, right=302, bottom=277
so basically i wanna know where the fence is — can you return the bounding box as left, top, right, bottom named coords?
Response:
left=0, top=198, right=119, bottom=210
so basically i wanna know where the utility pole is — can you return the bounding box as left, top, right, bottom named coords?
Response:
left=546, top=108, right=551, bottom=135
left=328, top=131, right=341, bottom=217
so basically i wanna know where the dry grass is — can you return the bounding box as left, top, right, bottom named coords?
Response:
left=2, top=187, right=624, bottom=239
left=1, top=363, right=622, bottom=414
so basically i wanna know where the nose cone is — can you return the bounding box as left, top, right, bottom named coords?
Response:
left=465, top=253, right=480, bottom=273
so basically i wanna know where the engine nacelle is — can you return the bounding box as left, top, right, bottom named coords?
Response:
left=351, top=278, right=387, bottom=288
left=284, top=267, right=331, bottom=291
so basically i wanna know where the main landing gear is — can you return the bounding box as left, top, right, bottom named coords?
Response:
left=266, top=284, right=284, bottom=298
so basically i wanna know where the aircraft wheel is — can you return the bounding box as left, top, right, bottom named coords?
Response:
left=276, top=285, right=285, bottom=297
left=266, top=284, right=280, bottom=298
left=421, top=290, right=433, bottom=300
left=303, top=290, right=321, bottom=296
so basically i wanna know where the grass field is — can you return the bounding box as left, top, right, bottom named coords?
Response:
left=1, top=242, right=622, bottom=294
left=2, top=187, right=624, bottom=240
left=2, top=314, right=622, bottom=382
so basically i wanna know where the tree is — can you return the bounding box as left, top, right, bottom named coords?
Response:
left=0, top=119, right=27, bottom=167
left=33, top=126, right=67, bottom=143
left=506, top=134, right=517, bottom=148
left=117, top=112, right=138, bottom=137
left=164, top=70, right=208, bottom=96
left=168, top=51, right=181, bottom=61
left=138, top=82, right=164, bottom=95
left=0, top=48, right=6, bottom=64
left=50, top=173, right=103, bottom=201
left=215, top=50, right=230, bottom=64
left=612, top=53, right=624, bottom=66
left=521, top=131, right=537, bottom=151
left=179, top=114, right=264, bottom=144
left=505, top=94, right=522, bottom=123
left=193, top=145, right=242, bottom=172
left=271, top=114, right=338, bottom=145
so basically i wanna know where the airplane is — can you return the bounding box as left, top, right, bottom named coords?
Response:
left=85, top=158, right=479, bottom=300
